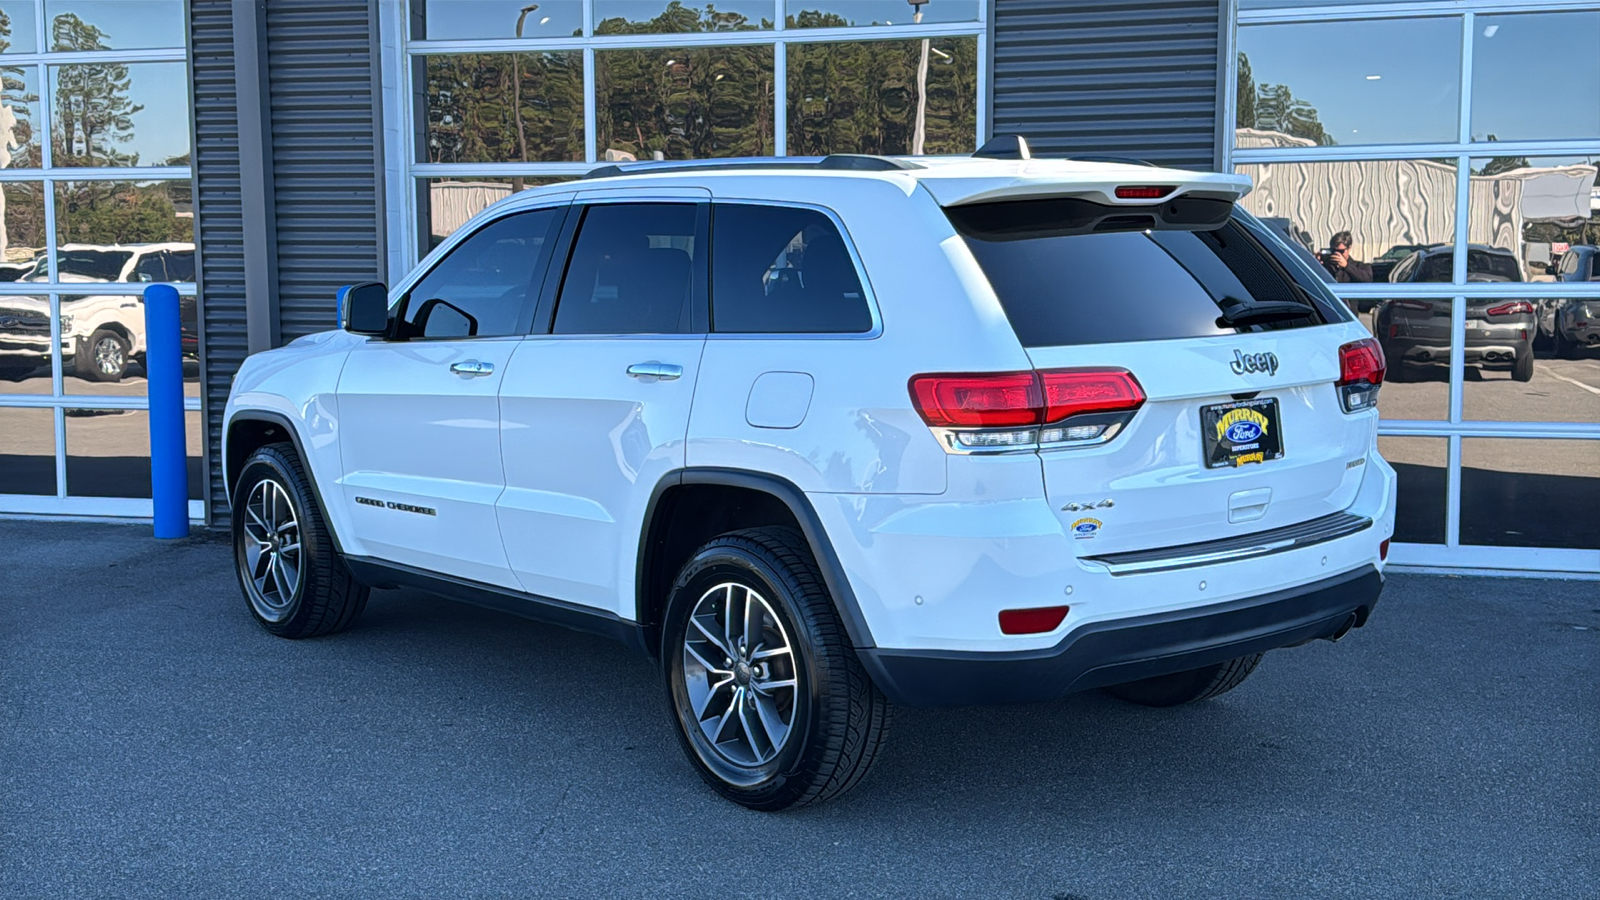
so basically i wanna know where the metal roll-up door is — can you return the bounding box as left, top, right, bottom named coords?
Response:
left=991, top=0, right=1223, bottom=170
left=189, top=0, right=247, bottom=522
left=265, top=0, right=387, bottom=341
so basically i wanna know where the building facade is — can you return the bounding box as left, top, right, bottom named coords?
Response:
left=0, top=0, right=1595, bottom=575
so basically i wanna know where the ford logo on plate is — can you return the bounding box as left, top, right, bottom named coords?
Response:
left=1225, top=420, right=1263, bottom=443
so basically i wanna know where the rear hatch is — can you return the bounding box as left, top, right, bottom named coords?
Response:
left=945, top=189, right=1377, bottom=556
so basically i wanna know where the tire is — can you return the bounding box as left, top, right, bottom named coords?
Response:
left=662, top=526, right=891, bottom=811
left=1103, top=653, right=1263, bottom=707
left=1512, top=349, right=1534, bottom=383
left=1555, top=328, right=1584, bottom=361
left=74, top=329, right=130, bottom=382
left=232, top=442, right=368, bottom=638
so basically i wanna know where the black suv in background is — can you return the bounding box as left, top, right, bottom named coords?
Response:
left=1374, top=244, right=1536, bottom=382
left=1550, top=245, right=1599, bottom=358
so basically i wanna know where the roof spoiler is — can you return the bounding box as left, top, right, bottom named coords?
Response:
left=974, top=134, right=1031, bottom=160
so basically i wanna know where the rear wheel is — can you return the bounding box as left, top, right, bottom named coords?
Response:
left=1555, top=327, right=1584, bottom=360
left=1103, top=654, right=1263, bottom=707
left=663, top=527, right=891, bottom=811
left=74, top=329, right=129, bottom=382
left=1512, top=349, right=1534, bottom=382
left=232, top=443, right=368, bottom=638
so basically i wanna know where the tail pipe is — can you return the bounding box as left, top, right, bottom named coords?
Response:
left=1322, top=612, right=1359, bottom=643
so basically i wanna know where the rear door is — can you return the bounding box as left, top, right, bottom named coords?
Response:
left=951, top=203, right=1372, bottom=555
left=496, top=190, right=709, bottom=615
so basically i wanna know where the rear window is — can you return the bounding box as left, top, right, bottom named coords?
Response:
left=1418, top=250, right=1523, bottom=282
left=949, top=200, right=1337, bottom=348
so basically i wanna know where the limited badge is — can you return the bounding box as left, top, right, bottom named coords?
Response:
left=1071, top=517, right=1102, bottom=539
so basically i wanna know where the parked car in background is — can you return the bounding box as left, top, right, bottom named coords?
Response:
left=0, top=257, right=39, bottom=282
left=0, top=297, right=51, bottom=381
left=1374, top=244, right=1536, bottom=382
left=18, top=242, right=196, bottom=382
left=1369, top=244, right=1429, bottom=286
left=1550, top=245, right=1600, bottom=358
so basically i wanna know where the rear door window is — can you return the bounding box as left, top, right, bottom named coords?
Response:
left=553, top=203, right=701, bottom=335
left=950, top=201, right=1333, bottom=348
left=710, top=203, right=872, bottom=334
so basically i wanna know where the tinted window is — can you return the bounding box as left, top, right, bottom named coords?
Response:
left=132, top=252, right=167, bottom=282
left=953, top=209, right=1328, bottom=348
left=165, top=250, right=195, bottom=282
left=711, top=204, right=871, bottom=334
left=53, top=249, right=131, bottom=281
left=400, top=207, right=561, bottom=339
left=1590, top=252, right=1600, bottom=280
left=1417, top=250, right=1523, bottom=283
left=553, top=203, right=698, bottom=335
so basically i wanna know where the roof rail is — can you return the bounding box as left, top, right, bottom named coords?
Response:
left=1065, top=155, right=1158, bottom=167
left=581, top=154, right=921, bottom=180
left=974, top=134, right=1031, bottom=160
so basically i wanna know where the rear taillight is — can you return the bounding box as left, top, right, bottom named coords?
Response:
left=1114, top=185, right=1175, bottom=200
left=909, top=368, right=1145, bottom=453
left=1486, top=301, right=1535, bottom=316
left=1337, top=338, right=1385, bottom=414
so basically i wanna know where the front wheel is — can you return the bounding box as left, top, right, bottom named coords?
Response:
left=1103, top=654, right=1263, bottom=707
left=75, top=329, right=130, bottom=382
left=663, top=527, right=891, bottom=811
left=232, top=443, right=368, bottom=638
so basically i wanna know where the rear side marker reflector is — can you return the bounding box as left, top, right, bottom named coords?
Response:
left=999, top=606, right=1070, bottom=635
left=1380, top=539, right=1390, bottom=561
left=1114, top=185, right=1176, bottom=200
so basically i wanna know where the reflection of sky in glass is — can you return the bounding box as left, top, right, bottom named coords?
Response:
left=45, top=1, right=185, bottom=50
left=788, top=1, right=979, bottom=26
left=595, top=1, right=774, bottom=29
left=0, top=2, right=40, bottom=53
left=1238, top=17, right=1460, bottom=145
left=1241, top=0, right=1412, bottom=8
left=52, top=62, right=190, bottom=165
left=1473, top=12, right=1600, bottom=143
left=422, top=1, right=586, bottom=39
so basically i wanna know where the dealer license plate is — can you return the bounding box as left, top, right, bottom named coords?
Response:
left=1201, top=397, right=1284, bottom=469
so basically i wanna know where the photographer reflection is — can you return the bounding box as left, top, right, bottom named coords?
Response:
left=1321, top=231, right=1373, bottom=283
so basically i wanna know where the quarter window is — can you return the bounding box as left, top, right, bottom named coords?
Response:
left=398, top=207, right=562, bottom=339
left=710, top=203, right=871, bottom=334
left=553, top=203, right=700, bottom=335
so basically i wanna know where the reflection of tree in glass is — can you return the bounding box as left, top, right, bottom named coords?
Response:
left=596, top=2, right=767, bottom=34
left=51, top=14, right=144, bottom=166
left=426, top=52, right=584, bottom=163
left=788, top=33, right=976, bottom=156
left=0, top=9, right=37, bottom=168
left=57, top=182, right=193, bottom=245
left=1236, top=52, right=1333, bottom=147
left=597, top=44, right=773, bottom=159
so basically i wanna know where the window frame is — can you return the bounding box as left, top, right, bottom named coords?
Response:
left=387, top=200, right=573, bottom=342
left=705, top=198, right=881, bottom=341
left=537, top=198, right=712, bottom=337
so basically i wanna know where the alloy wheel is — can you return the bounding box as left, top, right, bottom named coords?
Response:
left=681, top=582, right=800, bottom=767
left=240, top=478, right=303, bottom=617
left=94, top=336, right=124, bottom=376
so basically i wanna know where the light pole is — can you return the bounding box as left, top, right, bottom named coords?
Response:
left=910, top=0, right=929, bottom=155
left=512, top=5, right=538, bottom=191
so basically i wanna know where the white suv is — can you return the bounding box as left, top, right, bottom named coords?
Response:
left=223, top=147, right=1396, bottom=810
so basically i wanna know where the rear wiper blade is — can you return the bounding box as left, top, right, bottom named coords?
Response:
left=1215, top=296, right=1315, bottom=327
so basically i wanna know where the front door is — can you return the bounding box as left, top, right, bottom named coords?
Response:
left=336, top=200, right=568, bottom=587
left=497, top=195, right=709, bottom=615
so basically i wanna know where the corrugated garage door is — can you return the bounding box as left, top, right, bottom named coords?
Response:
left=265, top=1, right=387, bottom=341
left=189, top=0, right=247, bottom=522
left=189, top=0, right=385, bottom=521
left=991, top=0, right=1222, bottom=170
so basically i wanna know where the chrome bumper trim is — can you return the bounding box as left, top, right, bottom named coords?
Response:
left=1083, top=511, right=1373, bottom=575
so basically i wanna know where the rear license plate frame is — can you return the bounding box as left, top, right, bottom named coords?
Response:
left=1201, top=397, right=1284, bottom=469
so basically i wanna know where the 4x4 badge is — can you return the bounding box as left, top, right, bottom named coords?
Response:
left=1231, top=349, right=1279, bottom=376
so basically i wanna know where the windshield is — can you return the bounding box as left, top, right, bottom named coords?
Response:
left=55, top=249, right=134, bottom=281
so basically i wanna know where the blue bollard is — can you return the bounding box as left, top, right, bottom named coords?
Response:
left=143, top=284, right=189, bottom=538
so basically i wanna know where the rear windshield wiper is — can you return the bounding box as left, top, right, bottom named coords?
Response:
left=1215, top=295, right=1316, bottom=327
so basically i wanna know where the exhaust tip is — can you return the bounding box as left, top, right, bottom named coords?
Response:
left=1323, top=613, right=1358, bottom=643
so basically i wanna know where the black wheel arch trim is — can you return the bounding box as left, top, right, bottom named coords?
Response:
left=637, top=468, right=877, bottom=652
left=225, top=410, right=348, bottom=555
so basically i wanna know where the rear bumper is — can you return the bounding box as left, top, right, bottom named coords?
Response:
left=858, top=565, right=1383, bottom=707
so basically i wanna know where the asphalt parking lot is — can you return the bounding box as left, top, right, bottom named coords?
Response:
left=2, top=520, right=1596, bottom=899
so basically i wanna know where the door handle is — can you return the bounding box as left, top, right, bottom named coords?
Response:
left=626, top=362, right=682, bottom=381
left=450, top=360, right=494, bottom=377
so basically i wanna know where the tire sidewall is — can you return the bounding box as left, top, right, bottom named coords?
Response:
left=663, top=542, right=823, bottom=806
left=232, top=449, right=318, bottom=635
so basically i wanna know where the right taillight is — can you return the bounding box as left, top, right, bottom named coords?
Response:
left=909, top=368, right=1145, bottom=453
left=1337, top=338, right=1385, bottom=414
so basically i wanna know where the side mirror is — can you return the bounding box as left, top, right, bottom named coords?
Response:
left=340, top=282, right=389, bottom=335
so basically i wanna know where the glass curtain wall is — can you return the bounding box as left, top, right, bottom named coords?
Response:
left=1232, top=1, right=1600, bottom=571
left=0, top=0, right=201, bottom=517
left=395, top=0, right=985, bottom=263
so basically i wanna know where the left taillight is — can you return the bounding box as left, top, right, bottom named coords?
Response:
left=909, top=368, right=1145, bottom=453
left=1486, top=301, right=1535, bottom=317
left=1337, top=338, right=1385, bottom=414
